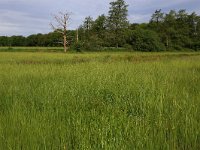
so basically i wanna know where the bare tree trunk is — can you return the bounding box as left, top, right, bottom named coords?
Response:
left=63, top=19, right=67, bottom=53
left=50, top=11, right=71, bottom=53
left=63, top=35, right=67, bottom=53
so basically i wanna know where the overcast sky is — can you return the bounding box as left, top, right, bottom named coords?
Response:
left=0, top=0, right=199, bottom=36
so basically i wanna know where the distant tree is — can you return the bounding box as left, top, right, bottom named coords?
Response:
left=26, top=34, right=39, bottom=46
left=45, top=32, right=61, bottom=47
left=164, top=10, right=176, bottom=27
left=172, top=10, right=191, bottom=49
left=176, top=9, right=189, bottom=33
left=187, top=12, right=199, bottom=37
left=77, top=25, right=85, bottom=42
left=162, top=10, right=177, bottom=48
left=186, top=12, right=200, bottom=50
left=50, top=11, right=71, bottom=53
left=93, top=15, right=107, bottom=35
left=82, top=16, right=94, bottom=41
left=149, top=9, right=165, bottom=34
left=0, top=36, right=9, bottom=46
left=9, top=36, right=26, bottom=46
left=129, top=23, right=140, bottom=30
left=107, top=0, right=129, bottom=47
left=83, top=16, right=94, bottom=31
left=150, top=9, right=164, bottom=25
left=150, top=9, right=200, bottom=50
left=108, top=0, right=129, bottom=29
left=91, top=14, right=107, bottom=46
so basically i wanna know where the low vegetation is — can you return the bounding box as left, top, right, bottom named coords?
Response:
left=0, top=52, right=199, bottom=149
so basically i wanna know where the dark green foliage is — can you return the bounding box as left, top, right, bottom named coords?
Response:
left=10, top=36, right=26, bottom=46
left=70, top=42, right=83, bottom=52
left=92, top=15, right=107, bottom=41
left=0, top=31, right=75, bottom=48
left=0, top=36, right=9, bottom=46
left=190, top=41, right=200, bottom=51
left=108, top=0, right=129, bottom=30
left=93, top=15, right=107, bottom=33
left=127, top=29, right=165, bottom=51
left=107, top=0, right=129, bottom=47
left=150, top=9, right=164, bottom=25
left=149, top=9, right=200, bottom=51
left=82, top=38, right=103, bottom=51
left=0, top=36, right=26, bottom=46
left=123, top=43, right=133, bottom=50
left=83, top=16, right=94, bottom=31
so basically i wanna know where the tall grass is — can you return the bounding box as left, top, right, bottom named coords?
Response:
left=0, top=52, right=199, bottom=149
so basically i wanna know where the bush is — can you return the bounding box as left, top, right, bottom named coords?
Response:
left=123, top=44, right=133, bottom=50
left=82, top=42, right=97, bottom=51
left=173, top=45, right=183, bottom=51
left=71, top=42, right=83, bottom=52
left=127, top=29, right=166, bottom=52
left=190, top=41, right=200, bottom=51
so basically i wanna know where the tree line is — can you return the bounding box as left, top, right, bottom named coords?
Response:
left=0, top=31, right=76, bottom=47
left=0, top=0, right=200, bottom=52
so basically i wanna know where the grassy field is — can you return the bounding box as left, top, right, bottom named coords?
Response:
left=0, top=52, right=200, bottom=149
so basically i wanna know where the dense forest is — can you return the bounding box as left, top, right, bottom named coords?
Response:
left=0, top=0, right=200, bottom=51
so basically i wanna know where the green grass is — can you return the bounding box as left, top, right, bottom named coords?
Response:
left=0, top=52, right=200, bottom=149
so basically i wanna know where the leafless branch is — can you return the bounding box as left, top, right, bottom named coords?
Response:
left=50, top=11, right=71, bottom=52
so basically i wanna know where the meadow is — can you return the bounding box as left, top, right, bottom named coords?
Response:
left=0, top=51, right=200, bottom=149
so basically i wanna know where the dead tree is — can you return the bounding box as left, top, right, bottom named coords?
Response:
left=50, top=11, right=71, bottom=53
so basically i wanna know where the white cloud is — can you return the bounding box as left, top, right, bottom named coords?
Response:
left=0, top=10, right=51, bottom=36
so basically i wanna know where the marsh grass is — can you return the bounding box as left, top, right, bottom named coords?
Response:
left=0, top=52, right=199, bottom=149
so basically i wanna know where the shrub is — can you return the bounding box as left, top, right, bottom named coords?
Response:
left=127, top=29, right=166, bottom=52
left=123, top=44, right=133, bottom=50
left=191, top=41, right=200, bottom=51
left=173, top=45, right=183, bottom=51
left=71, top=42, right=83, bottom=52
